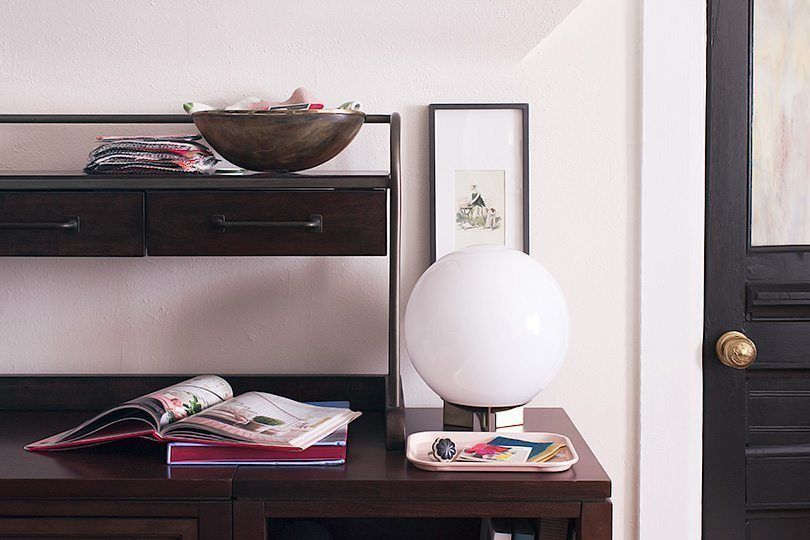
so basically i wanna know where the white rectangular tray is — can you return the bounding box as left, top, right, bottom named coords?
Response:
left=406, top=431, right=578, bottom=473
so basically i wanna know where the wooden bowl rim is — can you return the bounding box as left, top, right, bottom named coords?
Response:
left=191, top=109, right=365, bottom=119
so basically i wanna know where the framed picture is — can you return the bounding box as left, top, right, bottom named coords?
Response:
left=429, top=103, right=529, bottom=263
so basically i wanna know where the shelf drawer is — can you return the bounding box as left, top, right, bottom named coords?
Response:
left=147, top=191, right=387, bottom=256
left=0, top=192, right=144, bottom=256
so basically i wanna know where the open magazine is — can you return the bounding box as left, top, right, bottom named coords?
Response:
left=25, top=375, right=361, bottom=452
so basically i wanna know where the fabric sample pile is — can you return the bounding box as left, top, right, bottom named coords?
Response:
left=84, top=135, right=219, bottom=175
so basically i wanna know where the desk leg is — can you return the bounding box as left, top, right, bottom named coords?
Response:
left=575, top=500, right=612, bottom=540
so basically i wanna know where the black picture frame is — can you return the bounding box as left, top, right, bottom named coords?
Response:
left=428, top=103, right=530, bottom=263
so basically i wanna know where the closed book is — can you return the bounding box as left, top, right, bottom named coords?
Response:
left=167, top=439, right=346, bottom=465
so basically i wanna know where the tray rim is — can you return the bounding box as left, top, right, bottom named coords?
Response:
left=406, top=430, right=580, bottom=473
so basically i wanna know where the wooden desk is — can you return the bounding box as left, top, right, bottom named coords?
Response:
left=0, top=406, right=610, bottom=539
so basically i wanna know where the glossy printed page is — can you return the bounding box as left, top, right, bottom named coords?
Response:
left=25, top=375, right=232, bottom=450
left=128, top=375, right=233, bottom=429
left=162, top=392, right=360, bottom=449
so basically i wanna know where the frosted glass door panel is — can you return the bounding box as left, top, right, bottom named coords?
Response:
left=751, top=0, right=810, bottom=246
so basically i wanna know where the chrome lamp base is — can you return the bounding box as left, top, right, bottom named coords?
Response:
left=442, top=401, right=525, bottom=432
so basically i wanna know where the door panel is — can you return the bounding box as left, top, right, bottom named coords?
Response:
left=747, top=373, right=810, bottom=446
left=706, top=0, right=810, bottom=538
left=745, top=282, right=810, bottom=321
left=747, top=456, right=810, bottom=505
left=746, top=324, right=810, bottom=367
left=748, top=513, right=810, bottom=539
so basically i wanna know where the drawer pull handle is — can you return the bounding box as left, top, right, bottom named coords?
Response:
left=212, top=214, right=323, bottom=233
left=0, top=215, right=79, bottom=232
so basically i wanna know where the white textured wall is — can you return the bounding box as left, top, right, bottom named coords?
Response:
left=0, top=1, right=641, bottom=537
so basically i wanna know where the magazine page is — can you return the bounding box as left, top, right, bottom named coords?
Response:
left=25, top=417, right=157, bottom=451
left=126, top=375, right=233, bottom=429
left=25, top=375, right=233, bottom=451
left=161, top=392, right=361, bottom=450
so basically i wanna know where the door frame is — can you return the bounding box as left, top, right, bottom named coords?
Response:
left=639, top=1, right=706, bottom=539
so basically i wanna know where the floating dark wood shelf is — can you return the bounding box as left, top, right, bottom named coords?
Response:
left=0, top=170, right=391, bottom=191
left=0, top=113, right=394, bottom=124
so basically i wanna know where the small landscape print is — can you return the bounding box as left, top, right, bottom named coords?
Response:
left=454, top=170, right=506, bottom=250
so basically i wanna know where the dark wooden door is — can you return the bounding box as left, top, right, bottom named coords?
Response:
left=705, top=1, right=810, bottom=538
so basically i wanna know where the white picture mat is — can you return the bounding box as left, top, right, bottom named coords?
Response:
left=433, top=108, right=525, bottom=260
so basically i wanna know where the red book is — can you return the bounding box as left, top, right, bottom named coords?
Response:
left=167, top=424, right=348, bottom=465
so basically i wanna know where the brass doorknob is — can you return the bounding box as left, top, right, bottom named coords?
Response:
left=715, top=331, right=757, bottom=369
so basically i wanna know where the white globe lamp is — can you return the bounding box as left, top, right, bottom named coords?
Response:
left=404, top=245, right=569, bottom=430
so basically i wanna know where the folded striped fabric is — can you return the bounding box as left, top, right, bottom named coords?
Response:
left=84, top=135, right=219, bottom=175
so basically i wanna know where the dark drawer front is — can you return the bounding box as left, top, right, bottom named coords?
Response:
left=147, top=191, right=387, bottom=256
left=0, top=192, right=144, bottom=256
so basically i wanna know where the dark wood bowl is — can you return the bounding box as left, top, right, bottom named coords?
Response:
left=191, top=109, right=365, bottom=172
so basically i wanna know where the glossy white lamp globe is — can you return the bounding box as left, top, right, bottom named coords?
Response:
left=404, top=245, right=569, bottom=408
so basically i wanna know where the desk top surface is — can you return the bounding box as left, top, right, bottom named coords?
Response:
left=0, top=408, right=610, bottom=502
